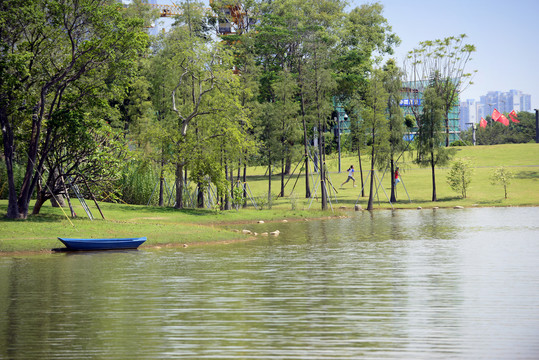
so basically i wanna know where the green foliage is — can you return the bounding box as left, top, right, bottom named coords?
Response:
left=404, top=114, right=416, bottom=129
left=358, top=69, right=389, bottom=168
left=382, top=59, right=406, bottom=158
left=190, top=156, right=228, bottom=197
left=1, top=0, right=149, bottom=218
left=415, top=77, right=456, bottom=165
left=450, top=140, right=470, bottom=147
left=356, top=69, right=389, bottom=210
left=0, top=162, right=25, bottom=200
left=118, top=160, right=160, bottom=205
left=447, top=158, right=474, bottom=198
left=415, top=76, right=456, bottom=201
left=232, top=186, right=245, bottom=210
left=490, top=166, right=514, bottom=199
left=1, top=0, right=416, bottom=215
left=333, top=2, right=400, bottom=100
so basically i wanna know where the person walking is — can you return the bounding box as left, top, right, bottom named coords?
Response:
left=341, top=165, right=356, bottom=187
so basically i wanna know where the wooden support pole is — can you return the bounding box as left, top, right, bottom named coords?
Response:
left=60, top=174, right=76, bottom=218
left=83, top=177, right=105, bottom=220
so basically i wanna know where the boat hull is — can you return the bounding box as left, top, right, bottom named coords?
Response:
left=58, top=237, right=147, bottom=251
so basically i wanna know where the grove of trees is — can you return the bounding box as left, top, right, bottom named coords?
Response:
left=7, top=0, right=528, bottom=219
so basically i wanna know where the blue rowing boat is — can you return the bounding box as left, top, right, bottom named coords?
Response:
left=57, top=237, right=147, bottom=251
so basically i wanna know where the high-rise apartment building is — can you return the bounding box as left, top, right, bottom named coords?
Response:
left=460, top=99, right=477, bottom=130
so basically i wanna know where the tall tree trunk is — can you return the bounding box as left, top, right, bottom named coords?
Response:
left=298, top=64, right=310, bottom=199
left=158, top=157, right=165, bottom=207
left=318, top=120, right=327, bottom=210
left=280, top=158, right=285, bottom=197
left=367, top=130, right=376, bottom=211
left=50, top=195, right=66, bottom=208
left=1, top=108, right=21, bottom=218
left=285, top=155, right=291, bottom=175
left=219, top=148, right=224, bottom=210
left=303, top=145, right=311, bottom=199
left=18, top=97, right=50, bottom=219
left=445, top=117, right=450, bottom=147
left=357, top=147, right=365, bottom=197
left=242, top=162, right=248, bottom=208
left=17, top=119, right=40, bottom=218
left=267, top=154, right=272, bottom=206
left=175, top=163, right=184, bottom=209
left=224, top=158, right=231, bottom=210
left=367, top=170, right=375, bottom=211
left=32, top=192, right=50, bottom=215
left=197, top=182, right=204, bottom=208
left=390, top=157, right=396, bottom=203
left=230, top=165, right=234, bottom=209
left=431, top=152, right=437, bottom=201
left=50, top=168, right=65, bottom=208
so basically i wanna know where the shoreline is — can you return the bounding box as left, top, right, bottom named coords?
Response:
left=2, top=205, right=537, bottom=256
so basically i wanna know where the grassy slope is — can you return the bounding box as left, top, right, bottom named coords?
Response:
left=1, top=143, right=538, bottom=253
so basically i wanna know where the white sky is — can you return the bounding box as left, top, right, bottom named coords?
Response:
left=357, top=0, right=539, bottom=109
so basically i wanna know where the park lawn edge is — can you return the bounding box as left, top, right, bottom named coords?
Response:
left=1, top=143, right=538, bottom=254
left=0, top=202, right=344, bottom=254
left=1, top=202, right=537, bottom=255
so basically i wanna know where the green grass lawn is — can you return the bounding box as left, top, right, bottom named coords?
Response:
left=0, top=201, right=334, bottom=253
left=1, top=143, right=538, bottom=253
left=243, top=143, right=539, bottom=209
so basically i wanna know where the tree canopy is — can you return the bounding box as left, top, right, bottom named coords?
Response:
left=2, top=0, right=500, bottom=217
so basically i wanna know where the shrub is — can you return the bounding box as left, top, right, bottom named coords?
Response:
left=490, top=166, right=514, bottom=199
left=450, top=140, right=469, bottom=147
left=447, top=158, right=474, bottom=198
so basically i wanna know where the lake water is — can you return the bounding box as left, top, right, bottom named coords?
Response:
left=1, top=207, right=539, bottom=359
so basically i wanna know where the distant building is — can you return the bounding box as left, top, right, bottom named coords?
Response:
left=460, top=99, right=477, bottom=130
left=400, top=80, right=461, bottom=144
left=332, top=98, right=349, bottom=135
left=460, top=89, right=532, bottom=129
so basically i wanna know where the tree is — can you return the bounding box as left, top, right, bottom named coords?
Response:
left=31, top=112, right=128, bottom=215
left=381, top=59, right=405, bottom=203
left=272, top=70, right=301, bottom=198
left=348, top=113, right=366, bottom=197
left=356, top=69, right=389, bottom=211
left=155, top=9, right=252, bottom=209
left=124, top=0, right=161, bottom=29
left=490, top=166, right=514, bottom=199
left=301, top=6, right=342, bottom=210
left=304, top=36, right=337, bottom=211
left=403, top=34, right=476, bottom=146
left=447, top=158, right=473, bottom=199
left=215, top=15, right=260, bottom=208
left=415, top=75, right=455, bottom=201
left=333, top=2, right=400, bottom=102
left=254, top=0, right=311, bottom=199
left=0, top=0, right=148, bottom=219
